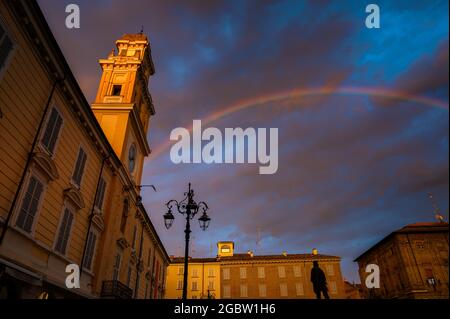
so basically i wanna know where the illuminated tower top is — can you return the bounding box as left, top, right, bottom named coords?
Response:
left=217, top=241, right=235, bottom=257
left=92, top=33, right=155, bottom=185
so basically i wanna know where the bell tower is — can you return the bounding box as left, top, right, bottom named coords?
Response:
left=91, top=33, right=155, bottom=185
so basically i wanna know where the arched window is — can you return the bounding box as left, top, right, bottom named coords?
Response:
left=120, top=199, right=129, bottom=233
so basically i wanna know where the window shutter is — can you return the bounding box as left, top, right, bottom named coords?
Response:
left=0, top=23, right=5, bottom=39
left=83, top=231, right=97, bottom=270
left=127, top=266, right=132, bottom=286
left=16, top=177, right=36, bottom=229
left=72, top=148, right=87, bottom=186
left=113, top=253, right=121, bottom=280
left=61, top=210, right=74, bottom=253
left=47, top=113, right=62, bottom=153
left=95, top=178, right=106, bottom=209
left=17, top=176, right=43, bottom=233
left=55, top=208, right=73, bottom=254
left=55, top=209, right=69, bottom=253
left=0, top=28, right=13, bottom=69
left=42, top=108, right=63, bottom=154
left=132, top=225, right=137, bottom=249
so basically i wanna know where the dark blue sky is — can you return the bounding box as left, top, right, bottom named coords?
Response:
left=38, top=0, right=449, bottom=282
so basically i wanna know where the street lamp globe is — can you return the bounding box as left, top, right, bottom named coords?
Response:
left=163, top=210, right=175, bottom=229
left=198, top=212, right=211, bottom=231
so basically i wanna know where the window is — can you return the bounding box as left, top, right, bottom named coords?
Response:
left=326, top=264, right=335, bottom=276
left=131, top=225, right=137, bottom=249
left=239, top=267, right=247, bottom=279
left=208, top=268, right=215, bottom=277
left=295, top=283, right=304, bottom=296
left=192, top=268, right=198, bottom=278
left=257, top=267, right=265, bottom=279
left=0, top=21, right=14, bottom=74
left=278, top=266, right=286, bottom=278
left=280, top=283, right=288, bottom=297
left=41, top=107, right=63, bottom=155
left=223, top=285, right=231, bottom=298
left=72, top=147, right=87, bottom=187
left=177, top=280, right=183, bottom=290
left=259, top=284, right=267, bottom=297
left=144, top=282, right=149, bottom=299
left=293, top=265, right=302, bottom=277
left=54, top=207, right=74, bottom=255
left=329, top=281, right=337, bottom=294
left=208, top=281, right=214, bottom=290
left=147, top=248, right=152, bottom=266
left=222, top=268, right=230, bottom=280
left=83, top=230, right=97, bottom=270
left=240, top=284, right=248, bottom=298
left=135, top=272, right=141, bottom=298
left=178, top=267, right=184, bottom=275
left=120, top=199, right=129, bottom=233
left=112, top=85, right=122, bottom=96
left=221, top=245, right=230, bottom=253
left=94, top=177, right=106, bottom=210
left=126, top=265, right=132, bottom=287
left=16, top=176, right=44, bottom=233
left=191, top=281, right=198, bottom=291
left=113, top=252, right=122, bottom=281
left=415, top=240, right=425, bottom=250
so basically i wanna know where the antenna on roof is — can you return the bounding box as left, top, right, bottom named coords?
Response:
left=428, top=193, right=445, bottom=223
left=256, top=226, right=261, bottom=251
left=191, top=235, right=196, bottom=255
left=140, top=25, right=144, bottom=34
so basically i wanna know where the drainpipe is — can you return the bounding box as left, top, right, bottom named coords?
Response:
left=0, top=76, right=65, bottom=245
left=79, top=154, right=110, bottom=279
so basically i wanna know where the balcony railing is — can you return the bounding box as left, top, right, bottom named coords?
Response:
left=101, top=280, right=133, bottom=299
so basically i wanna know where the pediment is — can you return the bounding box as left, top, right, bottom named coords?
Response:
left=91, top=213, right=105, bottom=232
left=117, top=237, right=129, bottom=250
left=63, top=187, right=85, bottom=210
left=31, top=152, right=59, bottom=181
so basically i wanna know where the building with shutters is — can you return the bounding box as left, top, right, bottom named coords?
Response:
left=355, top=222, right=449, bottom=299
left=0, top=0, right=168, bottom=299
left=165, top=241, right=346, bottom=299
left=165, top=257, right=221, bottom=299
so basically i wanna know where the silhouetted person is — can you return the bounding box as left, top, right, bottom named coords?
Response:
left=310, top=261, right=330, bottom=299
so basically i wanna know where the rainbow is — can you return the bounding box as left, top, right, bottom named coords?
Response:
left=149, top=86, right=448, bottom=160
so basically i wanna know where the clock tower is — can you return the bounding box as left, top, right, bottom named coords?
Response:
left=91, top=33, right=155, bottom=186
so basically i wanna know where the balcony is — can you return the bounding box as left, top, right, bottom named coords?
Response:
left=100, top=280, right=133, bottom=299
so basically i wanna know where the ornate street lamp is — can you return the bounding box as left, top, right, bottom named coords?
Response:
left=163, top=183, right=210, bottom=300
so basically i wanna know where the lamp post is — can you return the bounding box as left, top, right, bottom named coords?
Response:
left=163, top=183, right=210, bottom=300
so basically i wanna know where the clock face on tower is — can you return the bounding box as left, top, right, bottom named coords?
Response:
left=128, top=144, right=136, bottom=172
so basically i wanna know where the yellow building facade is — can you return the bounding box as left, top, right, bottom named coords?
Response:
left=166, top=242, right=346, bottom=299
left=0, top=0, right=168, bottom=299
left=166, top=258, right=221, bottom=299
